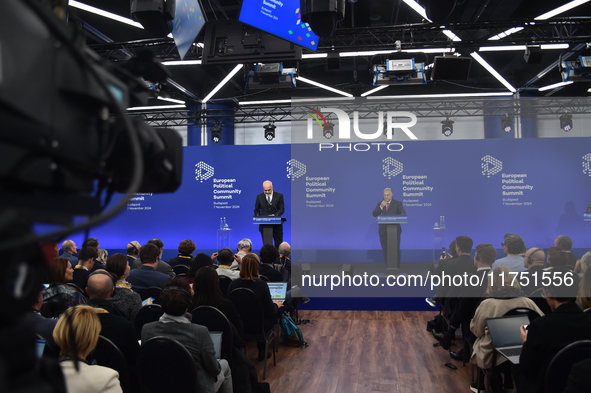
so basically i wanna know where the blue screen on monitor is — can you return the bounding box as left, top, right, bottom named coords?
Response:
left=239, top=0, right=320, bottom=51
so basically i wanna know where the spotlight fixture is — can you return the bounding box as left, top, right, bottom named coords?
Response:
left=211, top=125, right=222, bottom=143
left=441, top=119, right=454, bottom=137
left=560, top=113, right=573, bottom=132
left=323, top=122, right=334, bottom=139
left=501, top=114, right=513, bottom=133
left=264, top=122, right=276, bottom=141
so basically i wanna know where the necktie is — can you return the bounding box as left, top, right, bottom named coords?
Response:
left=386, top=202, right=389, bottom=212
left=267, top=195, right=271, bottom=204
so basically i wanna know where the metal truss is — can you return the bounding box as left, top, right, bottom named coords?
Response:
left=137, top=97, right=591, bottom=126
left=89, top=19, right=591, bottom=62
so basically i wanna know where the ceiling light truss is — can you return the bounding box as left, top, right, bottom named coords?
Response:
left=135, top=97, right=591, bottom=126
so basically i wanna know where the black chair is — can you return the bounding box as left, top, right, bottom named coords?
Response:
left=137, top=286, right=162, bottom=303
left=173, top=264, right=190, bottom=277
left=227, top=287, right=276, bottom=379
left=259, top=275, right=269, bottom=282
left=139, top=336, right=197, bottom=393
left=503, top=306, right=542, bottom=322
left=218, top=276, right=232, bottom=296
left=529, top=288, right=552, bottom=315
left=90, top=335, right=130, bottom=393
left=545, top=340, right=591, bottom=393
left=134, top=304, right=164, bottom=339
left=190, top=306, right=234, bottom=363
left=584, top=307, right=591, bottom=314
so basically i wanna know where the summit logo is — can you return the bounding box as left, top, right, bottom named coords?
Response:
left=195, top=161, right=214, bottom=183
left=481, top=155, right=502, bottom=178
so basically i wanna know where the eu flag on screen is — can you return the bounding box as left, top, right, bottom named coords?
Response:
left=239, top=0, right=319, bottom=51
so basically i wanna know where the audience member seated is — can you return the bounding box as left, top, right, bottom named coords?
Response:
left=70, top=246, right=98, bottom=291
left=233, top=238, right=253, bottom=269
left=54, top=305, right=123, bottom=393
left=191, top=266, right=244, bottom=341
left=126, top=241, right=141, bottom=267
left=182, top=253, right=215, bottom=285
left=86, top=270, right=140, bottom=393
left=426, top=239, right=459, bottom=309
left=492, top=233, right=526, bottom=272
left=519, top=248, right=546, bottom=296
left=127, top=243, right=170, bottom=292
left=31, top=292, right=58, bottom=351
left=82, top=238, right=106, bottom=272
left=227, top=254, right=281, bottom=361
left=278, top=242, right=292, bottom=277
left=106, top=253, right=143, bottom=322
left=42, top=257, right=87, bottom=316
left=554, top=234, right=579, bottom=270
left=577, top=267, right=591, bottom=311
left=434, top=243, right=495, bottom=359
left=60, top=239, right=78, bottom=268
left=168, top=239, right=196, bottom=268
left=470, top=266, right=543, bottom=393
left=517, top=274, right=591, bottom=393
left=545, top=247, right=580, bottom=289
left=131, top=238, right=174, bottom=277
left=215, top=248, right=241, bottom=280
left=259, top=244, right=284, bottom=282
left=141, top=278, right=232, bottom=393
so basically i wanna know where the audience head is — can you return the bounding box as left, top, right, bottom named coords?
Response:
left=49, top=257, right=74, bottom=284
left=126, top=241, right=141, bottom=256
left=455, top=236, right=473, bottom=254
left=140, top=243, right=160, bottom=265
left=188, top=253, right=214, bottom=278
left=86, top=270, right=115, bottom=300
left=474, top=243, right=497, bottom=266
left=260, top=244, right=279, bottom=264
left=580, top=251, right=591, bottom=275
left=278, top=242, right=291, bottom=257
left=53, top=305, right=101, bottom=358
left=78, top=246, right=98, bottom=264
left=240, top=254, right=261, bottom=281
left=160, top=278, right=192, bottom=316
left=543, top=270, right=579, bottom=306
left=192, top=266, right=225, bottom=308
left=547, top=246, right=569, bottom=268
left=178, top=239, right=196, bottom=255
left=97, top=248, right=108, bottom=262
left=487, top=266, right=521, bottom=296
left=237, top=238, right=252, bottom=252
left=62, top=240, right=77, bottom=255
left=502, top=233, right=525, bottom=255
left=148, top=238, right=164, bottom=250
left=105, top=253, right=130, bottom=281
left=524, top=248, right=545, bottom=268
left=82, top=238, right=99, bottom=249
left=554, top=235, right=573, bottom=251
left=217, top=248, right=234, bottom=266
left=578, top=267, right=591, bottom=310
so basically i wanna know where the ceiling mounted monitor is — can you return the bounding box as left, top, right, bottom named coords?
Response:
left=239, top=0, right=320, bottom=51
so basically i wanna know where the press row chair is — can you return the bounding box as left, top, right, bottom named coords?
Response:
left=227, top=287, right=277, bottom=379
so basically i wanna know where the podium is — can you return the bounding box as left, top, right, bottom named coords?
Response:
left=253, top=216, right=284, bottom=246
left=377, top=216, right=407, bottom=273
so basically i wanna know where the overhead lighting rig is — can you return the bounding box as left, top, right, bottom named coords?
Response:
left=560, top=55, right=591, bottom=82
left=441, top=119, right=454, bottom=137
left=372, top=59, right=426, bottom=86
left=501, top=114, right=513, bottom=133
left=245, top=63, right=296, bottom=90
left=560, top=113, right=573, bottom=131
left=264, top=122, right=276, bottom=141
left=211, top=125, right=222, bottom=143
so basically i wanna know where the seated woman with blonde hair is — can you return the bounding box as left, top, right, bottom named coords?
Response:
left=470, top=266, right=543, bottom=393
left=54, top=305, right=123, bottom=393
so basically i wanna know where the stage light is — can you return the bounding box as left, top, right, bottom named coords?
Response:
left=501, top=114, right=513, bottom=133
left=264, top=122, right=276, bottom=141
left=560, top=113, right=573, bottom=132
left=211, top=125, right=222, bottom=143
left=441, top=119, right=454, bottom=137
left=323, top=122, right=334, bottom=139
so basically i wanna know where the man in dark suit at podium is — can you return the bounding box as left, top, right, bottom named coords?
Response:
left=372, top=188, right=406, bottom=266
left=254, top=180, right=285, bottom=247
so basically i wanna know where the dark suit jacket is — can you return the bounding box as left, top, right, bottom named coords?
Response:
left=259, top=263, right=285, bottom=282
left=518, top=302, right=591, bottom=393
left=127, top=265, right=170, bottom=292
left=372, top=199, right=406, bottom=217
left=254, top=192, right=284, bottom=216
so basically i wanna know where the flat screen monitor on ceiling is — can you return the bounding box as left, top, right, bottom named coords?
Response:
left=238, top=0, right=320, bottom=51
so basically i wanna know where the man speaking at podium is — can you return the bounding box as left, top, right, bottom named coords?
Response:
left=372, top=188, right=406, bottom=265
left=254, top=180, right=285, bottom=247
